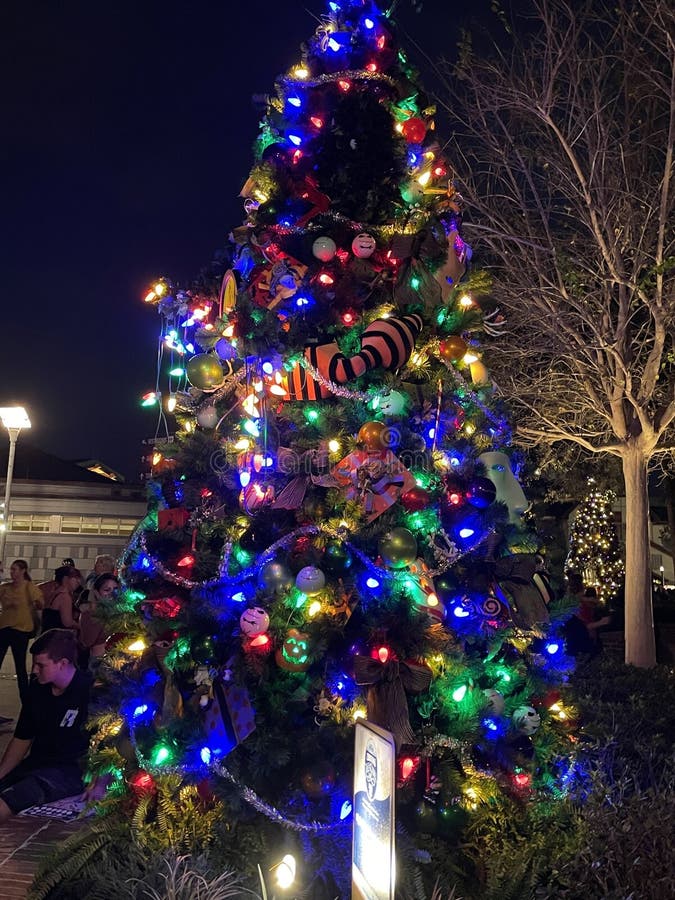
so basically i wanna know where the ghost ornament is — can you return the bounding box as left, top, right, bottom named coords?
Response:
left=352, top=232, right=376, bottom=258
left=478, top=451, right=529, bottom=523
left=511, top=706, right=541, bottom=736
left=239, top=607, right=270, bottom=637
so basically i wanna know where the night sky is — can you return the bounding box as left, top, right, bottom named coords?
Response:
left=2, top=0, right=492, bottom=481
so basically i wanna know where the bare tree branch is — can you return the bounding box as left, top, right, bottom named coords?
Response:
left=438, top=0, right=675, bottom=666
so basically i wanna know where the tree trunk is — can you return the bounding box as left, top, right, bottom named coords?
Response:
left=666, top=478, right=675, bottom=575
left=621, top=448, right=656, bottom=667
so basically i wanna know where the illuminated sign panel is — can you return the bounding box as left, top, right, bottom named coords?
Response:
left=352, top=721, right=396, bottom=900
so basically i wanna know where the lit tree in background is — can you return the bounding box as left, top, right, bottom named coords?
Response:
left=88, top=2, right=579, bottom=894
left=566, top=481, right=624, bottom=603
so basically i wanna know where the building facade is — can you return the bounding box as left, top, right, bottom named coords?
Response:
left=0, top=445, right=146, bottom=581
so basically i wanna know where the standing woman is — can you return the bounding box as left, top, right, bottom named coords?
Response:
left=77, top=573, right=118, bottom=669
left=0, top=560, right=44, bottom=701
left=41, top=565, right=81, bottom=632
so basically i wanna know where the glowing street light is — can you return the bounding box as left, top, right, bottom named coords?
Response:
left=0, top=406, right=31, bottom=571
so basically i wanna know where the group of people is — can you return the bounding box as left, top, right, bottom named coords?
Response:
left=0, top=555, right=118, bottom=704
left=0, top=555, right=119, bottom=822
left=563, top=571, right=614, bottom=656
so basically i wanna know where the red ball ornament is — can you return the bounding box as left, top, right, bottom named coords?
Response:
left=401, top=117, right=427, bottom=143
left=400, top=486, right=431, bottom=512
left=130, top=771, right=156, bottom=796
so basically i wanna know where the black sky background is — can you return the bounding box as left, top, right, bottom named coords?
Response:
left=1, top=0, right=494, bottom=481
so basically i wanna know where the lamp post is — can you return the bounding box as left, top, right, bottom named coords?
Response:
left=0, top=406, right=31, bottom=573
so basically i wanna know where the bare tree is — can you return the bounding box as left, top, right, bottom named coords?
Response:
left=437, top=0, right=674, bottom=666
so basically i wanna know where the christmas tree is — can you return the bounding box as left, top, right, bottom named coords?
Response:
left=566, top=481, right=623, bottom=604
left=90, top=2, right=579, bottom=894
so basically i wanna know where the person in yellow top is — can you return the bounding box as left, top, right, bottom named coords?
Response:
left=0, top=560, right=44, bottom=704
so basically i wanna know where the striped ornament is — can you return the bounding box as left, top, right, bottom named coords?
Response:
left=281, top=314, right=424, bottom=400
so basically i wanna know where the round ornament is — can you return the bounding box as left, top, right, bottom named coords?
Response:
left=351, top=232, right=376, bottom=258
left=295, top=565, right=326, bottom=596
left=312, top=236, right=337, bottom=262
left=433, top=573, right=460, bottom=603
left=276, top=628, right=311, bottom=671
left=483, top=688, right=506, bottom=716
left=466, top=476, right=497, bottom=509
left=379, top=527, right=417, bottom=569
left=438, top=336, right=468, bottom=363
left=196, top=406, right=219, bottom=429
left=401, top=117, right=427, bottom=143
left=400, top=180, right=424, bottom=205
left=239, top=607, right=270, bottom=637
left=378, top=390, right=407, bottom=416
left=322, top=541, right=353, bottom=575
left=357, top=420, right=388, bottom=451
left=258, top=562, right=294, bottom=595
left=300, top=760, right=336, bottom=798
left=186, top=354, right=224, bottom=391
left=512, top=706, right=541, bottom=736
left=400, top=486, right=431, bottom=512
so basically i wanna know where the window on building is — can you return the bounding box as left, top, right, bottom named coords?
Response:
left=8, top=515, right=52, bottom=532
left=60, top=516, right=138, bottom=536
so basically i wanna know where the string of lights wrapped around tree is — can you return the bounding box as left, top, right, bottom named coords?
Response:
left=94, top=3, right=583, bottom=894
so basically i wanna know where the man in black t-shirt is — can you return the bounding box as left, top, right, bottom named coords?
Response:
left=0, top=629, right=92, bottom=822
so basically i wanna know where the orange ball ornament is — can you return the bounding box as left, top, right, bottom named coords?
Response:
left=357, top=420, right=388, bottom=451
left=438, top=336, right=468, bottom=363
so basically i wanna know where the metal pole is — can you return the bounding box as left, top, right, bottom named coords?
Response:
left=0, top=427, right=20, bottom=572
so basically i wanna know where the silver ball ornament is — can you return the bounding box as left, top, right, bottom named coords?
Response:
left=312, top=236, right=337, bottom=262
left=258, top=562, right=294, bottom=595
left=295, top=566, right=326, bottom=596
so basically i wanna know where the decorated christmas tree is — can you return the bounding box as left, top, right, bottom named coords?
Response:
left=89, top=2, right=579, bottom=894
left=566, top=481, right=623, bottom=604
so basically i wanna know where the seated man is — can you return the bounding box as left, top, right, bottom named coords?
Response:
left=0, top=628, right=92, bottom=823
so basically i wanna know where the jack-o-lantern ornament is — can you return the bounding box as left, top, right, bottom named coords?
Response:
left=276, top=628, right=311, bottom=671
left=352, top=232, right=376, bottom=259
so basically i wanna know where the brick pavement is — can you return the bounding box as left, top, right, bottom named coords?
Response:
left=0, top=660, right=84, bottom=899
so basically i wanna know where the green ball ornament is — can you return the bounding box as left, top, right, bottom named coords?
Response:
left=379, top=527, right=417, bottom=569
left=322, top=541, right=353, bottom=575
left=186, top=354, right=224, bottom=391
left=258, top=562, right=294, bottom=595
left=401, top=179, right=424, bottom=205
left=434, top=572, right=460, bottom=602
